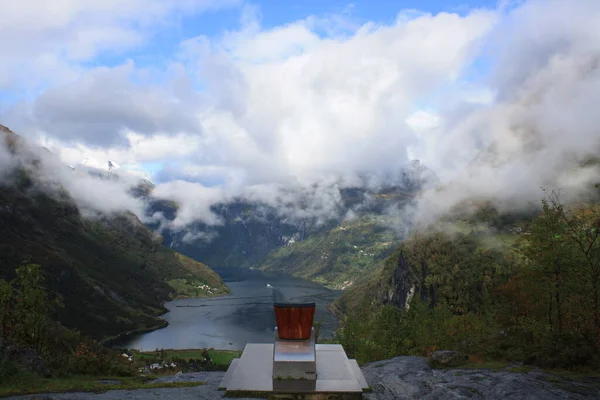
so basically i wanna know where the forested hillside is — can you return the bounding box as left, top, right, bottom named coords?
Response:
left=334, top=190, right=600, bottom=370
left=259, top=214, right=399, bottom=288
left=0, top=126, right=228, bottom=341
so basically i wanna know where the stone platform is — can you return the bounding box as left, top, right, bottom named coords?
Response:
left=220, top=343, right=368, bottom=399
left=273, top=327, right=316, bottom=382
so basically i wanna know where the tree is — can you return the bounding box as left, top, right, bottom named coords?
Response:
left=0, top=280, right=13, bottom=348
left=544, top=191, right=600, bottom=345
left=12, top=264, right=62, bottom=352
left=525, top=195, right=574, bottom=335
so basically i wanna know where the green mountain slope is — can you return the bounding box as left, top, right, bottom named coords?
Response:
left=332, top=193, right=600, bottom=369
left=146, top=186, right=422, bottom=287
left=259, top=214, right=400, bottom=288
left=332, top=204, right=536, bottom=317
left=0, top=127, right=228, bottom=341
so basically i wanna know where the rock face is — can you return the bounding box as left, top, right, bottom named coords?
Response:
left=0, top=337, right=51, bottom=378
left=378, top=248, right=421, bottom=309
left=362, top=356, right=600, bottom=400
left=10, top=347, right=51, bottom=377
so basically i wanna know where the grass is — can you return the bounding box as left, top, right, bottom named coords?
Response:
left=0, top=348, right=241, bottom=397
left=0, top=374, right=204, bottom=398
left=132, top=348, right=241, bottom=366
left=446, top=359, right=600, bottom=385
left=457, top=361, right=511, bottom=372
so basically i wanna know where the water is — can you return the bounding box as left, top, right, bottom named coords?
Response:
left=112, top=268, right=341, bottom=351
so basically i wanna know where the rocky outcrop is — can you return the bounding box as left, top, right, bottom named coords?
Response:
left=362, top=356, right=600, bottom=400
left=1, top=337, right=50, bottom=378
left=378, top=249, right=419, bottom=309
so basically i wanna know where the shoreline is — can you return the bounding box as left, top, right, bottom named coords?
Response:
left=100, top=319, right=169, bottom=347
left=101, top=271, right=341, bottom=350
left=101, top=291, right=232, bottom=347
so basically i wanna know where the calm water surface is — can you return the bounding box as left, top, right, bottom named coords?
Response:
left=113, top=268, right=341, bottom=351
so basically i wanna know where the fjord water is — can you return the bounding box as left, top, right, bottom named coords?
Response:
left=112, top=268, right=341, bottom=351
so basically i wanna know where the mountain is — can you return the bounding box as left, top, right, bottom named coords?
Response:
left=142, top=163, right=438, bottom=287
left=0, top=125, right=228, bottom=341
left=331, top=186, right=600, bottom=369
left=40, top=139, right=438, bottom=288
left=259, top=214, right=400, bottom=289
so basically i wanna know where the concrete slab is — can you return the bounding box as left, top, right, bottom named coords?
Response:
left=273, top=378, right=317, bottom=392
left=226, top=343, right=273, bottom=392
left=348, top=359, right=369, bottom=390
left=223, top=342, right=364, bottom=398
left=274, top=340, right=316, bottom=362
left=315, top=344, right=344, bottom=351
left=272, top=360, right=317, bottom=380
left=314, top=346, right=361, bottom=392
left=273, top=326, right=317, bottom=380
left=218, top=358, right=239, bottom=390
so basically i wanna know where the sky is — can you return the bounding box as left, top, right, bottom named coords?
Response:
left=1, top=0, right=599, bottom=230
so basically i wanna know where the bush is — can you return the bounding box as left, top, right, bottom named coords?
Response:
left=0, top=356, right=21, bottom=384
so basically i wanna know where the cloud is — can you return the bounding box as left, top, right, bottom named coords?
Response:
left=0, top=140, right=15, bottom=180
left=0, top=0, right=240, bottom=90
left=169, top=7, right=496, bottom=187
left=31, top=61, right=203, bottom=146
left=408, top=0, right=600, bottom=224
left=1, top=0, right=600, bottom=232
left=152, top=180, right=225, bottom=228
left=0, top=130, right=147, bottom=221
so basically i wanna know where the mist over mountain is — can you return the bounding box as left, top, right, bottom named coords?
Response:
left=1, top=122, right=438, bottom=285
left=1, top=0, right=599, bottom=280
left=1, top=1, right=598, bottom=246
left=0, top=125, right=229, bottom=341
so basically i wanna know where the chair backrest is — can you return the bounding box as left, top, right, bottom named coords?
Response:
left=273, top=303, right=316, bottom=340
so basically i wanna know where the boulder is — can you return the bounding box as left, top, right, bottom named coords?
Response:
left=6, top=345, right=51, bottom=377
left=429, top=350, right=469, bottom=367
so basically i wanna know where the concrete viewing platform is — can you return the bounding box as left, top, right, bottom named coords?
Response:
left=220, top=343, right=368, bottom=399
left=220, top=302, right=368, bottom=398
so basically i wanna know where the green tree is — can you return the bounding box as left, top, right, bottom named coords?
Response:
left=0, top=280, right=14, bottom=347
left=12, top=264, right=63, bottom=353
left=543, top=191, right=600, bottom=344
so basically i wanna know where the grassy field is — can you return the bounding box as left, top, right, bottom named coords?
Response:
left=0, top=374, right=203, bottom=398
left=133, top=348, right=241, bottom=366
left=1, top=349, right=241, bottom=397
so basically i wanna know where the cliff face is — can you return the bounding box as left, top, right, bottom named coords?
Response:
left=376, top=248, right=422, bottom=310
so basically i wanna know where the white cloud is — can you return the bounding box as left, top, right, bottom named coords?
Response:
left=1, top=0, right=599, bottom=230
left=0, top=0, right=240, bottom=90
left=152, top=180, right=225, bottom=228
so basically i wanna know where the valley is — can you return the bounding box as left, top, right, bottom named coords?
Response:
left=1, top=1, right=600, bottom=398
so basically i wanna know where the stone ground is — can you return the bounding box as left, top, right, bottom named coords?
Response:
left=6, top=357, right=600, bottom=400
left=362, top=357, right=600, bottom=400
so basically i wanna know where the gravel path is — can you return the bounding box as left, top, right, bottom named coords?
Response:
left=6, top=357, right=600, bottom=399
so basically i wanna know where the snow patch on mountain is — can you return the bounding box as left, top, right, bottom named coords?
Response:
left=70, top=157, right=154, bottom=185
